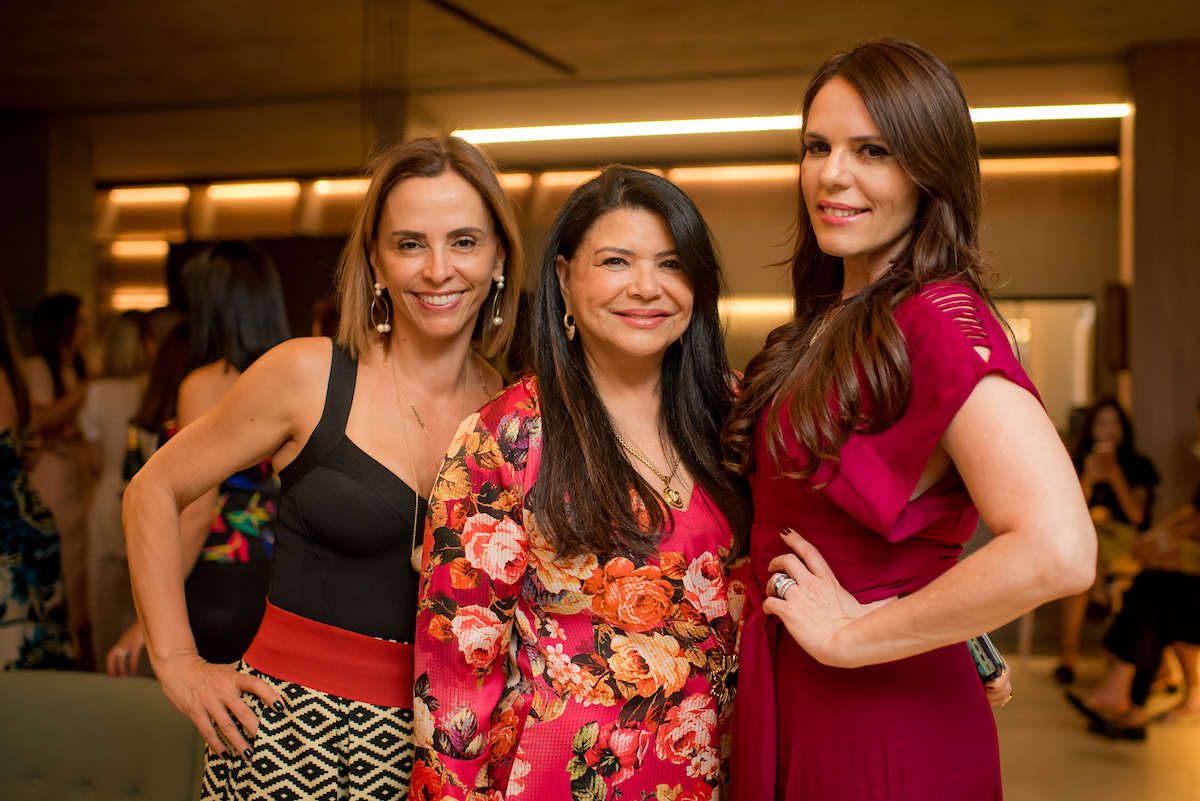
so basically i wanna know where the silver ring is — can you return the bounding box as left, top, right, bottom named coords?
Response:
left=769, top=572, right=797, bottom=599
left=113, top=648, right=127, bottom=657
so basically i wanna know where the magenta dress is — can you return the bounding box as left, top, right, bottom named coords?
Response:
left=732, top=283, right=1038, bottom=801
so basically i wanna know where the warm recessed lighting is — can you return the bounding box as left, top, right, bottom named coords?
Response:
left=719, top=296, right=795, bottom=319
left=207, top=182, right=301, bottom=200
left=454, top=105, right=1131, bottom=145
left=498, top=173, right=533, bottom=189
left=979, top=156, right=1120, bottom=174
left=539, top=170, right=602, bottom=187
left=669, top=164, right=799, bottom=182
left=109, top=186, right=190, bottom=204
left=111, top=288, right=169, bottom=310
left=970, top=104, right=1131, bottom=123
left=111, top=240, right=170, bottom=257
left=313, top=179, right=369, bottom=195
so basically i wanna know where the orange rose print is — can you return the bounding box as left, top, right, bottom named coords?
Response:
left=587, top=558, right=674, bottom=632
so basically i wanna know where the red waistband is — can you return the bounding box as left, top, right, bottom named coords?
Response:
left=243, top=601, right=413, bottom=707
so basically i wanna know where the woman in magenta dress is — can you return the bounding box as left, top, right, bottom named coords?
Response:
left=412, top=166, right=751, bottom=800
left=723, top=39, right=1097, bottom=800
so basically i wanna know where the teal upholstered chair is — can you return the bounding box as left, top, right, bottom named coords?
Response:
left=0, top=671, right=204, bottom=801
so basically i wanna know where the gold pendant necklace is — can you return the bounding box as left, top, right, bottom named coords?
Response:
left=614, top=434, right=685, bottom=508
left=387, top=350, right=474, bottom=572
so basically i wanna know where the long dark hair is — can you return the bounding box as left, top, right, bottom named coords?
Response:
left=1072, top=396, right=1138, bottom=474
left=725, top=38, right=996, bottom=478
left=0, top=287, right=30, bottom=431
left=133, top=322, right=194, bottom=433
left=32, top=293, right=87, bottom=399
left=183, top=241, right=290, bottom=372
left=530, top=165, right=751, bottom=560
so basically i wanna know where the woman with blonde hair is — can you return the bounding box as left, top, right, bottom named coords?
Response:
left=122, top=135, right=522, bottom=800
left=80, top=309, right=149, bottom=668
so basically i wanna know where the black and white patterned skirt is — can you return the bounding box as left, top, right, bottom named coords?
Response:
left=200, top=662, right=415, bottom=801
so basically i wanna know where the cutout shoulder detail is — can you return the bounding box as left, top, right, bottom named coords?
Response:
left=917, top=285, right=990, bottom=347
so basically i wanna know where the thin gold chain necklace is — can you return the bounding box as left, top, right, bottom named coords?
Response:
left=386, top=350, right=473, bottom=571
left=614, top=434, right=685, bottom=508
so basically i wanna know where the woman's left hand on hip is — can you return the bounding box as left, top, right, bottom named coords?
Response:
left=763, top=528, right=894, bottom=667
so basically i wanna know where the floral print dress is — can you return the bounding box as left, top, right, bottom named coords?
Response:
left=413, top=376, right=749, bottom=801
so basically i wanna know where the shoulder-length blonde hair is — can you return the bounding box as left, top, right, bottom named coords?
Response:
left=333, top=136, right=524, bottom=359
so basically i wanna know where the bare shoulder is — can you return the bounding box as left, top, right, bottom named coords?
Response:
left=247, top=337, right=334, bottom=388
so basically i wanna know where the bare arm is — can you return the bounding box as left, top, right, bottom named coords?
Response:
left=123, top=338, right=327, bottom=755
left=766, top=374, right=1096, bottom=668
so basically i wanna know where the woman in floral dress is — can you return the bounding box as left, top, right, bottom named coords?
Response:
left=413, top=166, right=752, bottom=801
left=0, top=289, right=73, bottom=670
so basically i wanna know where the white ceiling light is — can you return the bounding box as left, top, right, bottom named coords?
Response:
left=454, top=104, right=1131, bottom=144
left=456, top=116, right=802, bottom=144
left=969, top=103, right=1131, bottom=123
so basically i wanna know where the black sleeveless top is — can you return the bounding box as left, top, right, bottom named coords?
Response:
left=270, top=342, right=422, bottom=643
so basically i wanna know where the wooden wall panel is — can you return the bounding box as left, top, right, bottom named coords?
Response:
left=1130, top=41, right=1200, bottom=514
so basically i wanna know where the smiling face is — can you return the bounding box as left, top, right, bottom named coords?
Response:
left=801, top=75, right=922, bottom=284
left=370, top=170, right=504, bottom=345
left=556, top=207, right=694, bottom=377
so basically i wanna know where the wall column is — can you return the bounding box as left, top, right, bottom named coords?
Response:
left=1130, top=41, right=1200, bottom=513
left=0, top=114, right=94, bottom=331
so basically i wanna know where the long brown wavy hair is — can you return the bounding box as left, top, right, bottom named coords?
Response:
left=724, top=38, right=997, bottom=478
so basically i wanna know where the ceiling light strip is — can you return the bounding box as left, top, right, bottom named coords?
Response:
left=314, top=179, right=370, bottom=195
left=980, top=156, right=1120, bottom=174
left=456, top=116, right=802, bottom=144
left=207, top=182, right=301, bottom=200
left=111, top=240, right=170, bottom=257
left=454, top=104, right=1130, bottom=144
left=970, top=103, right=1131, bottom=123
left=110, top=186, right=190, bottom=204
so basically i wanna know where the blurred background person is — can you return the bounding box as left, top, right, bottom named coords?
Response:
left=1066, top=401, right=1200, bottom=738
left=79, top=309, right=149, bottom=669
left=1057, top=397, right=1159, bottom=685
left=132, top=321, right=194, bottom=462
left=25, top=292, right=93, bottom=669
left=140, top=306, right=187, bottom=367
left=0, top=286, right=73, bottom=669
left=108, top=242, right=289, bottom=676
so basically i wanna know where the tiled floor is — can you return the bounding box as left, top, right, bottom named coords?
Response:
left=996, top=655, right=1200, bottom=800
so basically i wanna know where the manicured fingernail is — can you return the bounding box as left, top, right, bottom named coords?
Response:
left=243, top=748, right=253, bottom=760
left=221, top=750, right=230, bottom=759
left=273, top=701, right=284, bottom=711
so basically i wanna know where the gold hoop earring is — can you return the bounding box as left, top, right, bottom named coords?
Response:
left=490, top=275, right=505, bottom=326
left=563, top=313, right=576, bottom=341
left=371, top=282, right=392, bottom=333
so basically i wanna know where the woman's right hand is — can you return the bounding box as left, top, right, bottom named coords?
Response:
left=155, top=653, right=285, bottom=759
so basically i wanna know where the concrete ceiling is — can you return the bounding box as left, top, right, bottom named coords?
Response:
left=3, top=1, right=1197, bottom=181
